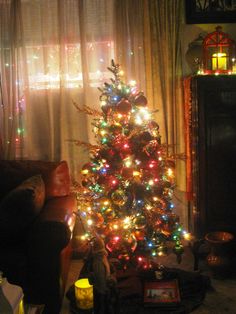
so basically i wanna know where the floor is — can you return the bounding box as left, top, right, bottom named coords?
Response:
left=60, top=246, right=236, bottom=314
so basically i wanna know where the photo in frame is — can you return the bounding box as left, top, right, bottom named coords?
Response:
left=143, top=279, right=181, bottom=307
left=185, top=0, right=236, bottom=24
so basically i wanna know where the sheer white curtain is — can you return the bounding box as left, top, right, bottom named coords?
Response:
left=0, top=0, right=117, bottom=181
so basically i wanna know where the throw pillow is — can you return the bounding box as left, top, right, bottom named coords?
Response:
left=0, top=175, right=45, bottom=243
left=17, top=174, right=45, bottom=211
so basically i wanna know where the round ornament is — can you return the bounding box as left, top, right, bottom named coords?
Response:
left=138, top=131, right=153, bottom=146
left=119, top=142, right=132, bottom=159
left=134, top=94, right=148, bottom=107
left=106, top=231, right=137, bottom=254
left=133, top=214, right=147, bottom=229
left=103, top=206, right=116, bottom=220
left=115, top=99, right=132, bottom=114
left=97, top=176, right=107, bottom=187
left=121, top=167, right=134, bottom=179
left=111, top=189, right=128, bottom=207
left=133, top=230, right=145, bottom=240
left=98, top=197, right=111, bottom=209
left=106, top=175, right=119, bottom=188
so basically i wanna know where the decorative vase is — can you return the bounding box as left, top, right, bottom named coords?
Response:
left=185, top=33, right=206, bottom=74
left=205, top=231, right=234, bottom=277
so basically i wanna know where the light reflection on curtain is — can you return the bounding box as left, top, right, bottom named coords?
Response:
left=0, top=0, right=27, bottom=159
left=0, top=0, right=115, bottom=182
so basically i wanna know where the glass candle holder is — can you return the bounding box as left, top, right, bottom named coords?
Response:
left=74, top=278, right=93, bottom=310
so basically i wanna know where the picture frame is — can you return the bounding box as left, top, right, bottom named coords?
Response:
left=185, top=0, right=236, bottom=24
left=143, top=279, right=181, bottom=307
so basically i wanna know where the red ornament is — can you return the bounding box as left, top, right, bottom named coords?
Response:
left=106, top=231, right=137, bottom=254
left=121, top=167, right=134, bottom=179
left=120, top=142, right=132, bottom=158
left=107, top=175, right=119, bottom=188
left=97, top=176, right=107, bottom=186
left=138, top=131, right=153, bottom=145
left=134, top=230, right=145, bottom=241
left=134, top=94, right=148, bottom=107
left=115, top=99, right=132, bottom=114
left=143, top=159, right=158, bottom=170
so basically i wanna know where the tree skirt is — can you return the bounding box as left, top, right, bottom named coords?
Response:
left=67, top=267, right=211, bottom=314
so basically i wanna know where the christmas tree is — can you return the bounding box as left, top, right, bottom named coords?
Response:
left=76, top=60, right=188, bottom=269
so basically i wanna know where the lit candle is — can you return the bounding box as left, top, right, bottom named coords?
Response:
left=212, top=53, right=227, bottom=71
left=74, top=278, right=93, bottom=310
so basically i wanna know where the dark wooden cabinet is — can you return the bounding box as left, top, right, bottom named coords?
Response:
left=187, top=76, right=236, bottom=238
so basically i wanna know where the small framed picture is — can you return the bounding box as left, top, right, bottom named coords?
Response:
left=143, top=279, right=180, bottom=307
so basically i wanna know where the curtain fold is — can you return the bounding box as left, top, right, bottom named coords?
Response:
left=114, top=0, right=146, bottom=91
left=0, top=0, right=26, bottom=159
left=144, top=0, right=186, bottom=192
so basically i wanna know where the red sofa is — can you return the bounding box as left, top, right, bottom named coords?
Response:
left=0, top=160, right=77, bottom=314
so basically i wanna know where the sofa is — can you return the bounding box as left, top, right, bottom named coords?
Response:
left=0, top=160, right=77, bottom=314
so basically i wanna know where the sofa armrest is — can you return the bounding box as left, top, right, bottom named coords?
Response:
left=29, top=195, right=77, bottom=251
left=26, top=195, right=77, bottom=310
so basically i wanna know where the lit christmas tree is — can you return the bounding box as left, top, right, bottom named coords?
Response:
left=76, top=60, right=188, bottom=269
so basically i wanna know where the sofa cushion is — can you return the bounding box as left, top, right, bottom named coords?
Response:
left=0, top=160, right=70, bottom=200
left=0, top=175, right=45, bottom=243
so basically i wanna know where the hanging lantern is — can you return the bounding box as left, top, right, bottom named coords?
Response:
left=202, top=26, right=235, bottom=75
left=74, top=278, right=93, bottom=310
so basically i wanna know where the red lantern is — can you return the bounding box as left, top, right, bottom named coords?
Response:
left=202, top=26, right=235, bottom=75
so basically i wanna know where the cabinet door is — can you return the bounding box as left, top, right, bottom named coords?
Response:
left=192, top=76, right=236, bottom=237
